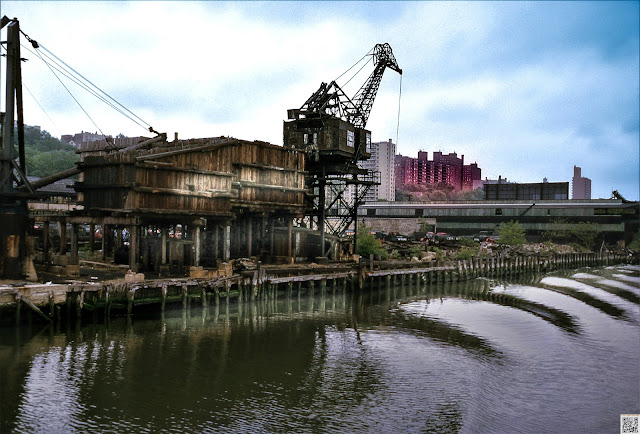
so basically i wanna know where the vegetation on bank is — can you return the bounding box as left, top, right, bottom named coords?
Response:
left=357, top=219, right=636, bottom=264
left=543, top=218, right=601, bottom=251
left=356, top=225, right=388, bottom=259
left=16, top=125, right=78, bottom=178
left=629, top=230, right=640, bottom=251
left=395, top=183, right=484, bottom=201
left=497, top=221, right=526, bottom=246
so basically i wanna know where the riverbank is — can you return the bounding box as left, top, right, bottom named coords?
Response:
left=1, top=249, right=635, bottom=326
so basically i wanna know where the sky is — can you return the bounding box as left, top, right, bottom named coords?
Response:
left=1, top=1, right=638, bottom=200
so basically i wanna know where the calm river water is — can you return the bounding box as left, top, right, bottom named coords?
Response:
left=1, top=265, right=639, bottom=433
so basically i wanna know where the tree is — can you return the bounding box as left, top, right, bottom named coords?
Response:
left=356, top=225, right=387, bottom=258
left=545, top=218, right=571, bottom=244
left=498, top=220, right=526, bottom=246
left=17, top=125, right=78, bottom=177
left=570, top=222, right=600, bottom=251
left=454, top=187, right=485, bottom=200
left=27, top=150, right=78, bottom=177
left=628, top=230, right=640, bottom=251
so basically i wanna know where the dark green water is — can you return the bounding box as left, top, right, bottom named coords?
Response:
left=1, top=265, right=639, bottom=433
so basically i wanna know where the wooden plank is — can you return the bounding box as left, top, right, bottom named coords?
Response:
left=136, top=138, right=236, bottom=161
left=366, top=266, right=455, bottom=278
left=268, top=271, right=353, bottom=284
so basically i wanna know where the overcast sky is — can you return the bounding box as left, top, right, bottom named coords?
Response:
left=2, top=1, right=638, bottom=200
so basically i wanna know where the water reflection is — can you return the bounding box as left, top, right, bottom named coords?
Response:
left=0, top=265, right=638, bottom=433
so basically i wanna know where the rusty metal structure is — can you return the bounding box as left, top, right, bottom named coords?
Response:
left=284, top=43, right=402, bottom=257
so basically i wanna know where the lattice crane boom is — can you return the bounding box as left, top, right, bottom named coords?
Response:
left=288, top=43, right=402, bottom=129
left=348, top=43, right=402, bottom=128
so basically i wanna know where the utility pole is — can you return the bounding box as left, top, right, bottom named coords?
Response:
left=0, top=17, right=29, bottom=279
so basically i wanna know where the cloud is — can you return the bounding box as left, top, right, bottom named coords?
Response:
left=4, top=1, right=638, bottom=200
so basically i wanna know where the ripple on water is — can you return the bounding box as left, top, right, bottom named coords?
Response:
left=493, top=283, right=639, bottom=348
left=540, top=276, right=638, bottom=319
left=397, top=293, right=638, bottom=434
left=612, top=273, right=640, bottom=284
left=4, top=266, right=639, bottom=434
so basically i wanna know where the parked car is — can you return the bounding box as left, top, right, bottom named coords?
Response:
left=473, top=231, right=496, bottom=242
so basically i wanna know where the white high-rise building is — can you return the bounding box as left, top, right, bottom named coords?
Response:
left=359, top=139, right=396, bottom=202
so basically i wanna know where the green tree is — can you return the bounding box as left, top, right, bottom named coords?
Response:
left=27, top=150, right=78, bottom=177
left=545, top=218, right=571, bottom=243
left=356, top=225, right=387, bottom=258
left=570, top=222, right=600, bottom=251
left=628, top=230, right=640, bottom=251
left=454, top=187, right=485, bottom=200
left=498, top=220, right=526, bottom=246
left=17, top=125, right=78, bottom=177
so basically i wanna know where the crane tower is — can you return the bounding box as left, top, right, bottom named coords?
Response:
left=283, top=43, right=402, bottom=258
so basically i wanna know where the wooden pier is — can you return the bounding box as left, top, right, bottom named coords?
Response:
left=0, top=251, right=634, bottom=325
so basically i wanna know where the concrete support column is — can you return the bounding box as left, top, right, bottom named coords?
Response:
left=129, top=225, right=138, bottom=271
left=70, top=223, right=79, bottom=264
left=161, top=227, right=167, bottom=265
left=261, top=217, right=268, bottom=255
left=287, top=218, right=293, bottom=258
left=213, top=224, right=219, bottom=262
left=269, top=219, right=275, bottom=256
left=59, top=218, right=67, bottom=254
left=43, top=221, right=49, bottom=265
left=194, top=224, right=201, bottom=266
left=89, top=223, right=95, bottom=252
left=115, top=228, right=122, bottom=249
left=247, top=217, right=253, bottom=257
left=102, top=224, right=108, bottom=260
left=223, top=223, right=231, bottom=262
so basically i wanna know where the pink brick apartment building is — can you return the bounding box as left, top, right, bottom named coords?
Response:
left=395, top=151, right=481, bottom=191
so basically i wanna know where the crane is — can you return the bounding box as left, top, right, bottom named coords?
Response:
left=288, top=43, right=402, bottom=129
left=283, top=43, right=402, bottom=259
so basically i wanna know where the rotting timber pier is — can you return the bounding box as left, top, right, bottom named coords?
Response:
left=0, top=251, right=632, bottom=325
left=1, top=36, right=403, bottom=284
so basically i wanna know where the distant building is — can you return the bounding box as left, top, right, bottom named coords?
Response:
left=61, top=131, right=106, bottom=147
left=572, top=166, right=591, bottom=199
left=359, top=139, right=396, bottom=201
left=395, top=151, right=481, bottom=192
left=485, top=180, right=569, bottom=200
left=463, top=162, right=482, bottom=191
left=483, top=176, right=514, bottom=185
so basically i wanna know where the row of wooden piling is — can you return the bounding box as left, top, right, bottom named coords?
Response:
left=1, top=251, right=633, bottom=325
left=362, top=251, right=631, bottom=288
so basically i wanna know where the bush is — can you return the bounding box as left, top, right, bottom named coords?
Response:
left=570, top=222, right=600, bottom=251
left=356, top=225, right=386, bottom=258
left=498, top=221, right=526, bottom=246
left=456, top=247, right=475, bottom=260
left=409, top=245, right=423, bottom=258
left=457, top=237, right=478, bottom=248
left=545, top=218, right=571, bottom=243
left=627, top=230, right=640, bottom=251
left=427, top=246, right=444, bottom=260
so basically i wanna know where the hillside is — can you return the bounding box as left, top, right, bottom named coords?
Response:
left=18, top=125, right=78, bottom=178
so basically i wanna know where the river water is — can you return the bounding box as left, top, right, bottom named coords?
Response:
left=1, top=265, right=638, bottom=433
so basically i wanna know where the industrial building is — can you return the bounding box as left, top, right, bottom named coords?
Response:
left=484, top=180, right=569, bottom=200
left=358, top=199, right=639, bottom=245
